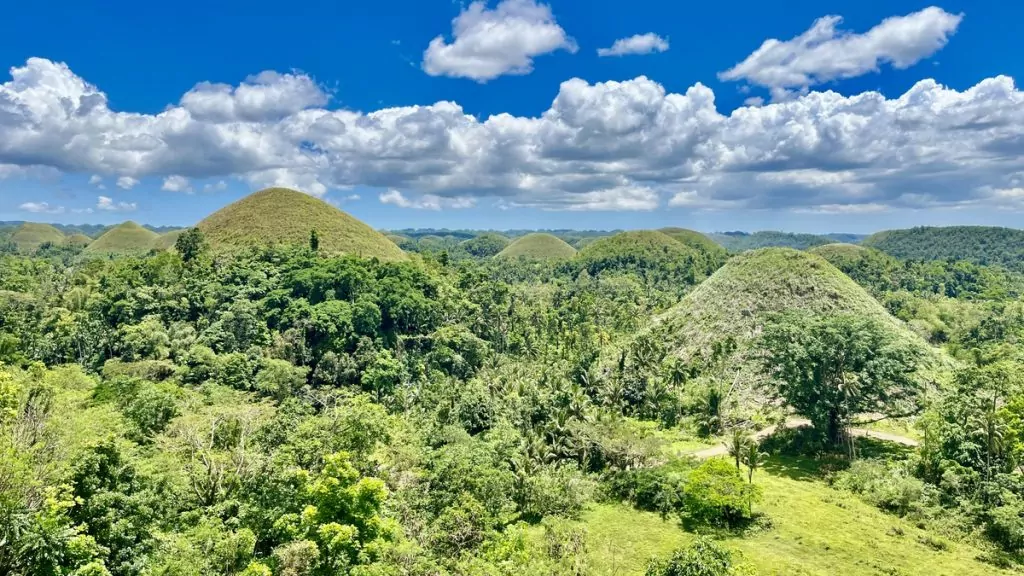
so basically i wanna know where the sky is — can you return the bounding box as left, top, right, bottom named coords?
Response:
left=0, top=0, right=1022, bottom=233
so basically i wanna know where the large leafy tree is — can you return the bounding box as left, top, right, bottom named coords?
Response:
left=760, top=313, right=923, bottom=447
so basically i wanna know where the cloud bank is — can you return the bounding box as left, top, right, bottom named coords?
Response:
left=2, top=56, right=1024, bottom=213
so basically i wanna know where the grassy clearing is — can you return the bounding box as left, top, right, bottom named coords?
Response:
left=197, top=187, right=407, bottom=260
left=577, top=455, right=1004, bottom=575
left=497, top=232, right=577, bottom=260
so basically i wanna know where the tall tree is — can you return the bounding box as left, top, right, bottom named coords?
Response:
left=760, top=313, right=922, bottom=449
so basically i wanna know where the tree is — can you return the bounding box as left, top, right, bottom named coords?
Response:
left=760, top=313, right=922, bottom=450
left=741, top=442, right=768, bottom=485
left=644, top=536, right=736, bottom=576
left=174, top=228, right=207, bottom=263
left=309, top=229, right=320, bottom=252
left=725, top=428, right=752, bottom=473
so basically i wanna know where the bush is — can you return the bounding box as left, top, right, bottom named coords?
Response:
left=832, top=460, right=933, bottom=517
left=605, top=465, right=685, bottom=518
left=644, top=536, right=735, bottom=576
left=518, top=464, right=595, bottom=521
left=682, top=459, right=759, bottom=528
left=985, top=503, right=1024, bottom=552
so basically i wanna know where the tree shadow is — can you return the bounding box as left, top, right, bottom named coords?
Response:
left=762, top=455, right=824, bottom=482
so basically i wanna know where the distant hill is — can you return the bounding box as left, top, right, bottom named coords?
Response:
left=153, top=229, right=187, bottom=251
left=11, top=223, right=65, bottom=252
left=496, top=233, right=577, bottom=260
left=63, top=233, right=93, bottom=248
left=84, top=222, right=161, bottom=255
left=862, top=226, right=1024, bottom=273
left=658, top=227, right=729, bottom=274
left=197, top=188, right=406, bottom=260
left=460, top=233, right=511, bottom=258
left=633, top=248, right=943, bottom=407
left=708, top=231, right=834, bottom=252
left=577, top=230, right=698, bottom=277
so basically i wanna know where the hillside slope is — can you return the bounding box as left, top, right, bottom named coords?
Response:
left=197, top=188, right=406, bottom=260
left=709, top=231, right=833, bottom=252
left=496, top=233, right=577, bottom=260
left=11, top=223, right=65, bottom=252
left=83, top=222, right=159, bottom=255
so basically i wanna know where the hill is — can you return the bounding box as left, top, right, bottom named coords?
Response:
left=862, top=226, right=1024, bottom=273
left=496, top=233, right=577, bottom=260
left=658, top=227, right=729, bottom=274
left=196, top=188, right=406, bottom=260
left=577, top=230, right=697, bottom=272
left=708, top=231, right=833, bottom=252
left=153, top=229, right=187, bottom=251
left=11, top=223, right=65, bottom=252
left=641, top=248, right=942, bottom=405
left=460, top=233, right=510, bottom=258
left=83, top=222, right=160, bottom=255
left=63, top=233, right=93, bottom=248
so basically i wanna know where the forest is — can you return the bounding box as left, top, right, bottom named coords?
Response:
left=2, top=189, right=1024, bottom=576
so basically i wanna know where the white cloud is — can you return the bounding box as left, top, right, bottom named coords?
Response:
left=88, top=174, right=102, bottom=185
left=597, top=33, right=669, bottom=57
left=204, top=180, right=228, bottom=192
left=97, top=195, right=137, bottom=212
left=116, top=176, right=139, bottom=190
left=380, top=189, right=474, bottom=210
left=720, top=7, right=962, bottom=92
left=2, top=57, right=1024, bottom=215
left=180, top=70, right=328, bottom=122
left=19, top=201, right=65, bottom=214
left=161, top=175, right=192, bottom=193
left=423, top=0, right=577, bottom=82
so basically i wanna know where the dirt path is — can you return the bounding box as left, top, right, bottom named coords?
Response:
left=689, top=418, right=918, bottom=459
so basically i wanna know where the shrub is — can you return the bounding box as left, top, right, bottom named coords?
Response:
left=832, top=460, right=933, bottom=517
left=985, top=503, right=1024, bottom=552
left=518, top=464, right=595, bottom=521
left=605, top=465, right=685, bottom=518
left=683, top=459, right=760, bottom=528
left=644, top=536, right=735, bottom=576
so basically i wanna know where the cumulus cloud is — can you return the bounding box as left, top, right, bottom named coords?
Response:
left=597, top=33, right=669, bottom=57
left=19, top=201, right=65, bottom=214
left=380, top=189, right=474, bottom=210
left=720, top=7, right=962, bottom=94
left=2, top=57, right=1024, bottom=214
left=116, top=176, right=139, bottom=190
left=180, top=70, right=329, bottom=122
left=204, top=180, right=228, bottom=192
left=423, top=0, right=577, bottom=81
left=97, top=196, right=137, bottom=212
left=161, top=175, right=192, bottom=193
left=88, top=174, right=102, bottom=185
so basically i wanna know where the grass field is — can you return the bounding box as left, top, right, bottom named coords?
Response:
left=84, top=221, right=160, bottom=255
left=576, top=455, right=1004, bottom=575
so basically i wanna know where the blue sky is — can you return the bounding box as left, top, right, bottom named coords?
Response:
left=1, top=0, right=1022, bottom=232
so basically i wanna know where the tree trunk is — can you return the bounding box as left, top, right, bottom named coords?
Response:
left=827, top=408, right=842, bottom=446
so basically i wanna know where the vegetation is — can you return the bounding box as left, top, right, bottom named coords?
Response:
left=63, top=233, right=94, bottom=248
left=496, top=232, right=578, bottom=260
left=152, top=228, right=186, bottom=251
left=197, top=187, right=407, bottom=260
left=3, top=208, right=1024, bottom=574
left=863, top=226, right=1024, bottom=273
left=707, top=231, right=833, bottom=252
left=83, top=221, right=161, bottom=255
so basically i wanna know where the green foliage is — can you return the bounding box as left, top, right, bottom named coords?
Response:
left=461, top=233, right=511, bottom=258
left=708, top=231, right=832, bottom=252
left=761, top=313, right=922, bottom=447
left=682, top=459, right=760, bottom=528
left=644, top=536, right=737, bottom=576
left=172, top=229, right=207, bottom=262
left=863, top=225, right=1024, bottom=273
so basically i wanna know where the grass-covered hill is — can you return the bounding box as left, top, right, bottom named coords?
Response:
left=63, top=233, right=93, bottom=248
left=460, top=233, right=511, bottom=258
left=644, top=248, right=941, bottom=404
left=577, top=230, right=698, bottom=276
left=152, top=229, right=187, bottom=251
left=83, top=222, right=161, bottom=255
left=496, top=232, right=577, bottom=260
left=658, top=227, right=729, bottom=274
left=11, top=223, right=65, bottom=252
left=708, top=231, right=834, bottom=252
left=862, top=225, right=1024, bottom=273
left=197, top=187, right=406, bottom=260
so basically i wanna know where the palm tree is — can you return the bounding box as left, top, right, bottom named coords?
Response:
left=726, top=427, right=753, bottom=473
left=742, top=441, right=769, bottom=484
